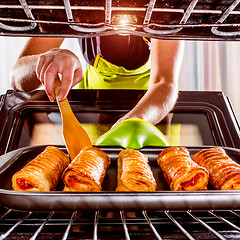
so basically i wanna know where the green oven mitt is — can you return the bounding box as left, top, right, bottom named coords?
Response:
left=95, top=118, right=169, bottom=149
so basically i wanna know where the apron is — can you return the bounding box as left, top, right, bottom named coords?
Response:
left=78, top=37, right=151, bottom=90
left=77, top=37, right=181, bottom=146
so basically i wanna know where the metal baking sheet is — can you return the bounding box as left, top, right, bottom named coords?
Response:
left=0, top=145, right=240, bottom=211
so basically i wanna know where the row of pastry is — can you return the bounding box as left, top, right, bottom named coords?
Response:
left=12, top=145, right=240, bottom=192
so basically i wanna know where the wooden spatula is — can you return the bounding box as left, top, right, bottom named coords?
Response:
left=55, top=77, right=92, bottom=160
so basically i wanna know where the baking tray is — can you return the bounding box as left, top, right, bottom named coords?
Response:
left=0, top=145, right=240, bottom=211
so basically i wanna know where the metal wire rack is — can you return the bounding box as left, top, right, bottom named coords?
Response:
left=1, top=208, right=240, bottom=239
left=1, top=0, right=240, bottom=40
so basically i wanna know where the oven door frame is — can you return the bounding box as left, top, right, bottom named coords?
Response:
left=0, top=90, right=239, bottom=155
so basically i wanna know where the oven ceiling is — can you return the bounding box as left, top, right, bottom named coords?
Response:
left=1, top=0, right=240, bottom=40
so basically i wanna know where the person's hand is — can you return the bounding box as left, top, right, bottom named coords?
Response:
left=36, top=48, right=83, bottom=101
left=111, top=116, right=140, bottom=129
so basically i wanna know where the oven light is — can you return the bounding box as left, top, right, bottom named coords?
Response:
left=118, top=15, right=131, bottom=25
left=112, top=14, right=137, bottom=31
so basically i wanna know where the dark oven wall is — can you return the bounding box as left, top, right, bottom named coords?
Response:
left=0, top=89, right=239, bottom=155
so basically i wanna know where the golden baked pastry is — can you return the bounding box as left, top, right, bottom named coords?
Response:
left=193, top=147, right=240, bottom=190
left=12, top=146, right=70, bottom=191
left=157, top=147, right=209, bottom=191
left=116, top=149, right=157, bottom=191
left=62, top=146, right=111, bottom=191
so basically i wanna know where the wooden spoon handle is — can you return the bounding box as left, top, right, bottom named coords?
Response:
left=54, top=76, right=61, bottom=97
left=54, top=77, right=73, bottom=117
left=54, top=76, right=92, bottom=160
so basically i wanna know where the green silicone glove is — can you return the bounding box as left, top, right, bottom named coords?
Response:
left=95, top=118, right=169, bottom=149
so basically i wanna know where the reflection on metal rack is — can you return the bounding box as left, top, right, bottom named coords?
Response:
left=143, top=0, right=199, bottom=35
left=0, top=0, right=36, bottom=31
left=1, top=209, right=240, bottom=239
left=0, top=0, right=240, bottom=40
left=211, top=0, right=240, bottom=37
left=63, top=0, right=111, bottom=33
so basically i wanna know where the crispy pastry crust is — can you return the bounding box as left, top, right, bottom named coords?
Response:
left=157, top=147, right=209, bottom=191
left=193, top=147, right=240, bottom=190
left=12, top=146, right=70, bottom=191
left=116, top=149, right=157, bottom=192
left=62, top=146, right=111, bottom=191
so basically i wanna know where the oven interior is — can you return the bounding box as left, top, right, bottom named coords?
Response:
left=1, top=0, right=240, bottom=239
left=0, top=90, right=239, bottom=239
left=0, top=90, right=239, bottom=155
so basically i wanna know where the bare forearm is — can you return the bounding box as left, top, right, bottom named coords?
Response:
left=118, top=40, right=183, bottom=126
left=11, top=54, right=41, bottom=92
left=122, top=81, right=178, bottom=125
left=10, top=37, right=64, bottom=93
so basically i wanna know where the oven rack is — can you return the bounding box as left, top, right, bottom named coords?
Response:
left=1, top=0, right=240, bottom=40
left=1, top=209, right=240, bottom=239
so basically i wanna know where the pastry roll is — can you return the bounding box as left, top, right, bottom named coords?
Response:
left=12, top=146, right=70, bottom=191
left=116, top=149, right=157, bottom=191
left=193, top=147, right=240, bottom=190
left=157, top=147, right=209, bottom=191
left=62, top=146, right=111, bottom=191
